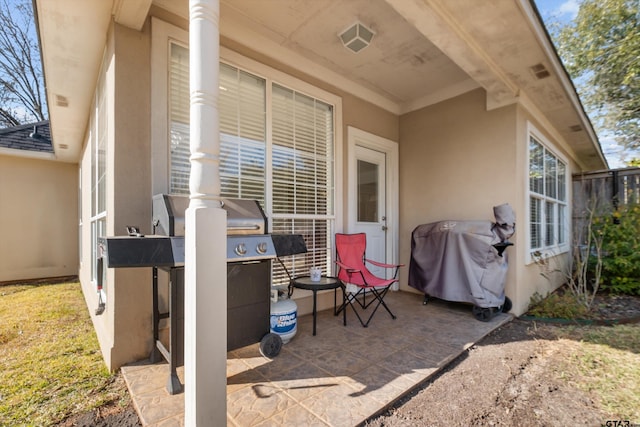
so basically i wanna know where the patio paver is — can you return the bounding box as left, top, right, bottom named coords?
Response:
left=121, top=291, right=512, bottom=426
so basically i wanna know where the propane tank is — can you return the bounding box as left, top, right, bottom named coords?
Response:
left=270, top=297, right=297, bottom=344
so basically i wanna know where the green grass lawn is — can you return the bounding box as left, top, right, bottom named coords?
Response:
left=557, top=324, right=640, bottom=421
left=0, top=281, right=129, bottom=426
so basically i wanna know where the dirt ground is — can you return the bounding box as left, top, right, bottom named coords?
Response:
left=56, top=403, right=141, bottom=427
left=366, top=319, right=608, bottom=427
left=58, top=294, right=640, bottom=427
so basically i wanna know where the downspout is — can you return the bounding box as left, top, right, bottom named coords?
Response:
left=185, top=0, right=227, bottom=425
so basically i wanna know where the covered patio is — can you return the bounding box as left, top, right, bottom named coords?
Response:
left=30, top=0, right=608, bottom=424
left=122, top=291, right=512, bottom=426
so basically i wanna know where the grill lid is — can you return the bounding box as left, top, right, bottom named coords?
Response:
left=152, top=194, right=267, bottom=236
left=152, top=194, right=188, bottom=236
left=223, top=198, right=267, bottom=235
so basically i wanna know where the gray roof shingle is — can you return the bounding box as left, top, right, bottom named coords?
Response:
left=0, top=121, right=53, bottom=153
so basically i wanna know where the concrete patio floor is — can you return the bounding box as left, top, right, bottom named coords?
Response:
left=121, top=290, right=512, bottom=426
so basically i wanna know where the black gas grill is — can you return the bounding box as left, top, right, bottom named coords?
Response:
left=152, top=194, right=278, bottom=355
left=98, top=194, right=278, bottom=394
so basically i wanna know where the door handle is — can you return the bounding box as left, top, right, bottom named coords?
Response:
left=382, top=225, right=388, bottom=231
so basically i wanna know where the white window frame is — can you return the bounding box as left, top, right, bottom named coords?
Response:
left=90, top=67, right=108, bottom=291
left=526, top=122, right=570, bottom=263
left=78, top=166, right=83, bottom=267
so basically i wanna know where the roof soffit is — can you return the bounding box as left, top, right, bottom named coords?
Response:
left=34, top=0, right=606, bottom=168
left=34, top=0, right=153, bottom=163
left=35, top=0, right=113, bottom=163
left=384, top=0, right=520, bottom=110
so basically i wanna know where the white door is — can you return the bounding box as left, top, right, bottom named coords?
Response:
left=352, top=145, right=388, bottom=278
left=347, top=127, right=399, bottom=286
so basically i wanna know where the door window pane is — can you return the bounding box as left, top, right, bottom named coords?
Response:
left=357, top=160, right=378, bottom=222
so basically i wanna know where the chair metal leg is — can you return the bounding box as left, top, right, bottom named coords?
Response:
left=346, top=293, right=368, bottom=327
left=372, top=287, right=396, bottom=319
left=340, top=285, right=396, bottom=327
left=335, top=284, right=349, bottom=326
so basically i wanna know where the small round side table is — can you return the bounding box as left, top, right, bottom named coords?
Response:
left=291, top=276, right=344, bottom=336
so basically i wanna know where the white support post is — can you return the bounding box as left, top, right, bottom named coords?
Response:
left=185, top=0, right=226, bottom=425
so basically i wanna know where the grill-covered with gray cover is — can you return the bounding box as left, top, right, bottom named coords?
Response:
left=409, top=204, right=515, bottom=311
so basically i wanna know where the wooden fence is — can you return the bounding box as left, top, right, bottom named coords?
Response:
left=573, top=167, right=640, bottom=214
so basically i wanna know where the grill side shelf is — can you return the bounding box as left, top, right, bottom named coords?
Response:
left=99, top=236, right=185, bottom=268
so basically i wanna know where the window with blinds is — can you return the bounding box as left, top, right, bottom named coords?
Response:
left=91, top=61, right=108, bottom=290
left=170, top=47, right=268, bottom=202
left=528, top=135, right=567, bottom=253
left=270, top=84, right=334, bottom=285
left=168, top=43, right=335, bottom=285
left=169, top=44, right=190, bottom=194
left=219, top=63, right=266, bottom=203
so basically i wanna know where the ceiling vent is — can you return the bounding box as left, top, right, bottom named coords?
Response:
left=570, top=124, right=583, bottom=132
left=339, top=21, right=375, bottom=53
left=530, top=63, right=551, bottom=79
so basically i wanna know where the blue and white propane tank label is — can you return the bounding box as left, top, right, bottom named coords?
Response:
left=270, top=298, right=297, bottom=343
left=270, top=310, right=297, bottom=333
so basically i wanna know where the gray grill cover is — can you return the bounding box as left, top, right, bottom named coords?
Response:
left=409, top=204, right=515, bottom=308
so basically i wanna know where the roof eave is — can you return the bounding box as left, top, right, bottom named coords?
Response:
left=520, top=0, right=608, bottom=170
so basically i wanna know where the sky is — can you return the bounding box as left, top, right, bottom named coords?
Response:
left=535, top=0, right=581, bottom=20
left=534, top=0, right=627, bottom=168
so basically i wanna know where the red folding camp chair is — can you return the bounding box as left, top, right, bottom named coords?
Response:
left=335, top=233, right=403, bottom=327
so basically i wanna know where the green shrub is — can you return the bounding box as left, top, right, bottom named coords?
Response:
left=592, top=203, right=640, bottom=295
left=527, top=291, right=590, bottom=319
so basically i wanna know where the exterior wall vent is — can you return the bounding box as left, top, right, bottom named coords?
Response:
left=55, top=94, right=69, bottom=107
left=530, top=63, right=551, bottom=79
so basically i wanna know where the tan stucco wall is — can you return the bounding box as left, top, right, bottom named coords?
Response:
left=78, top=21, right=153, bottom=371
left=109, top=21, right=154, bottom=370
left=0, top=155, right=78, bottom=282
left=399, top=89, right=521, bottom=310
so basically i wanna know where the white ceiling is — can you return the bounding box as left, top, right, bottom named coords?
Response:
left=221, top=0, right=476, bottom=109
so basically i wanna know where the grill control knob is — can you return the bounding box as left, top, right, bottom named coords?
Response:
left=234, top=243, right=247, bottom=256
left=256, top=242, right=268, bottom=254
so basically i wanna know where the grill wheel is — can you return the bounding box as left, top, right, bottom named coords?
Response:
left=259, top=333, right=282, bottom=358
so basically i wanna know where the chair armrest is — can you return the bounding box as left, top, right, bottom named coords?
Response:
left=365, top=259, right=405, bottom=269
left=335, top=260, right=361, bottom=274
